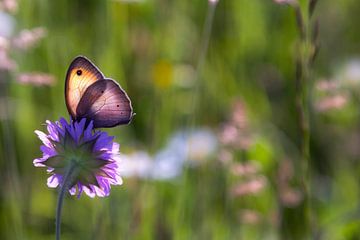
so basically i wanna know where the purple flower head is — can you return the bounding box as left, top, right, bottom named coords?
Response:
left=34, top=118, right=123, bottom=198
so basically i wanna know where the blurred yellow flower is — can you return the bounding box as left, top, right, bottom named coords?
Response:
left=151, top=60, right=173, bottom=90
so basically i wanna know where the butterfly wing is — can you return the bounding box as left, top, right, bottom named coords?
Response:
left=76, top=79, right=134, bottom=128
left=65, top=56, right=105, bottom=118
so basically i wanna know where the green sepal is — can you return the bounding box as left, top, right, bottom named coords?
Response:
left=86, top=158, right=109, bottom=169
left=62, top=131, right=76, bottom=151
left=78, top=171, right=99, bottom=187
left=44, top=155, right=66, bottom=168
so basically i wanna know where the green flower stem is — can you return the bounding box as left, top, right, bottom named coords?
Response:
left=55, top=161, right=77, bottom=240
left=293, top=0, right=318, bottom=238
left=187, top=0, right=217, bottom=129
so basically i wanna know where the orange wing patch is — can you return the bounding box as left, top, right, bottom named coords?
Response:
left=65, top=56, right=104, bottom=118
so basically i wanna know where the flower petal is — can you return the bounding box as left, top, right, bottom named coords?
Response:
left=74, top=118, right=86, bottom=143
left=47, top=174, right=62, bottom=188
left=46, top=121, right=60, bottom=142
left=82, top=185, right=96, bottom=198
left=69, top=186, right=77, bottom=195
left=33, top=157, right=47, bottom=167
left=35, top=130, right=52, bottom=148
left=40, top=145, right=57, bottom=157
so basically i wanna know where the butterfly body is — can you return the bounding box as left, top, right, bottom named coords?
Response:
left=65, top=56, right=134, bottom=128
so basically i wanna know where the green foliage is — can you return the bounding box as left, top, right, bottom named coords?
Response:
left=1, top=0, right=360, bottom=239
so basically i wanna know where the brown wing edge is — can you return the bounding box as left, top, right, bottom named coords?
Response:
left=64, top=55, right=105, bottom=119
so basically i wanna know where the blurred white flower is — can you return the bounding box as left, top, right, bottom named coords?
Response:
left=169, top=129, right=218, bottom=165
left=338, top=59, right=360, bottom=84
left=151, top=148, right=184, bottom=180
left=120, top=129, right=217, bottom=180
left=173, top=64, right=195, bottom=88
left=186, top=130, right=218, bottom=164
left=119, top=149, right=184, bottom=180
left=0, top=12, right=15, bottom=38
left=119, top=151, right=153, bottom=178
left=151, top=129, right=217, bottom=179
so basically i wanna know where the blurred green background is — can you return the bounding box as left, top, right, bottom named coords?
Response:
left=1, top=0, right=360, bottom=239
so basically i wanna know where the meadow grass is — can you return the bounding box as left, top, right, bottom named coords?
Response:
left=1, top=0, right=360, bottom=239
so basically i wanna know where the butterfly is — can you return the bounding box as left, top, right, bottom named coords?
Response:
left=65, top=56, right=134, bottom=128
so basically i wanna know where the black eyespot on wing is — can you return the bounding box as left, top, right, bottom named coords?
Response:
left=76, top=70, right=82, bottom=76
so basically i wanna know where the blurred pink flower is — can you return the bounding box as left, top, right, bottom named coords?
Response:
left=219, top=124, right=238, bottom=145
left=218, top=149, right=233, bottom=164
left=12, top=27, right=47, bottom=50
left=316, top=79, right=338, bottom=92
left=219, top=100, right=254, bottom=150
left=273, top=0, right=297, bottom=5
left=277, top=158, right=293, bottom=184
left=280, top=189, right=303, bottom=207
left=277, top=159, right=303, bottom=207
left=0, top=0, right=18, bottom=13
left=239, top=209, right=261, bottom=225
left=129, top=27, right=151, bottom=58
left=0, top=37, right=9, bottom=50
left=219, top=126, right=253, bottom=149
left=0, top=49, right=16, bottom=70
left=231, top=162, right=259, bottom=176
left=232, top=101, right=248, bottom=130
left=238, top=138, right=253, bottom=150
left=315, top=94, right=348, bottom=112
left=338, top=59, right=360, bottom=84
left=16, top=73, right=55, bottom=86
left=231, top=176, right=267, bottom=197
left=0, top=12, right=52, bottom=85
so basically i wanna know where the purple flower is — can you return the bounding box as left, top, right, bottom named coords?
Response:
left=34, top=118, right=123, bottom=198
